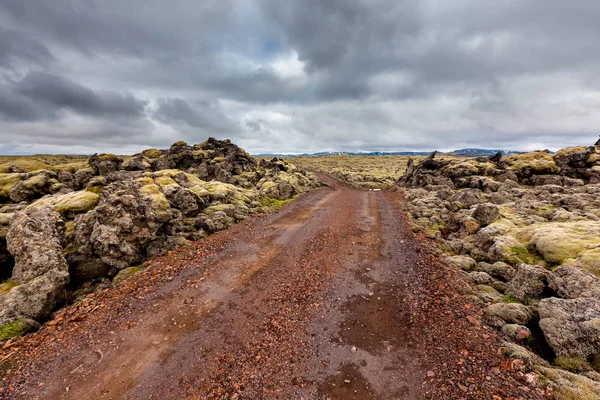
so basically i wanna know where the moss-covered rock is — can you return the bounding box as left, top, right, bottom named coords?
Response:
left=26, top=190, right=100, bottom=218
left=521, top=221, right=600, bottom=265
left=0, top=318, right=32, bottom=341
left=538, top=366, right=600, bottom=400
left=0, top=173, right=23, bottom=199
left=499, top=151, right=559, bottom=178
left=112, top=266, right=142, bottom=285
left=554, top=357, right=594, bottom=373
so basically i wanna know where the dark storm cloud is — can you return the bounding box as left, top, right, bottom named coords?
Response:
left=0, top=0, right=600, bottom=154
left=0, top=72, right=147, bottom=121
left=154, top=98, right=237, bottom=133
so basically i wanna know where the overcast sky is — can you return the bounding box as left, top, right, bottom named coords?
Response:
left=1, top=1, right=600, bottom=155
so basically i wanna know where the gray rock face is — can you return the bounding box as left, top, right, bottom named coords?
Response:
left=471, top=203, right=500, bottom=226
left=162, top=186, right=204, bottom=217
left=447, top=189, right=483, bottom=210
left=447, top=255, right=477, bottom=271
left=539, top=297, right=600, bottom=358
left=506, top=264, right=551, bottom=303
left=74, top=181, right=164, bottom=269
left=549, top=265, right=600, bottom=300
left=89, top=153, right=124, bottom=175
left=477, top=262, right=515, bottom=282
left=466, top=271, right=495, bottom=285
left=6, top=208, right=68, bottom=283
left=1, top=270, right=69, bottom=321
left=485, top=303, right=533, bottom=325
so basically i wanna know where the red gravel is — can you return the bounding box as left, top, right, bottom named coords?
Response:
left=0, top=174, right=552, bottom=399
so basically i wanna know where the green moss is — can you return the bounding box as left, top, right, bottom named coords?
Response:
left=501, top=151, right=558, bottom=173
left=0, top=173, right=23, bottom=198
left=112, top=266, right=142, bottom=284
left=258, top=196, right=294, bottom=211
left=0, top=319, right=28, bottom=341
left=503, top=294, right=522, bottom=303
left=86, top=185, right=104, bottom=195
left=0, top=280, right=20, bottom=294
left=154, top=176, right=178, bottom=187
left=538, top=366, right=600, bottom=400
left=141, top=148, right=162, bottom=158
left=27, top=190, right=100, bottom=216
left=555, top=357, right=593, bottom=373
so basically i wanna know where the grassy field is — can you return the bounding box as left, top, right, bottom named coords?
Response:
left=0, top=155, right=90, bottom=173
left=286, top=155, right=419, bottom=189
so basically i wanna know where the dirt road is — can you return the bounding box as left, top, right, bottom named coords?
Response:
left=0, top=175, right=546, bottom=399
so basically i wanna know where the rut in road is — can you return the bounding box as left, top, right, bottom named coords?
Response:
left=10, top=178, right=427, bottom=399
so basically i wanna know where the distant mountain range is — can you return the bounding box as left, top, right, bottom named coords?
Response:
left=254, top=148, right=523, bottom=158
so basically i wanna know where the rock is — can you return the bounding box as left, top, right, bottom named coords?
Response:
left=89, top=153, right=123, bottom=176
left=475, top=285, right=504, bottom=304
left=553, top=146, right=594, bottom=169
left=484, top=303, right=533, bottom=325
left=537, top=366, right=600, bottom=399
left=73, top=180, right=165, bottom=269
left=1, top=269, right=69, bottom=321
left=73, top=168, right=94, bottom=189
left=8, top=170, right=56, bottom=202
left=476, top=262, right=515, bottom=282
left=146, top=236, right=188, bottom=258
left=471, top=203, right=500, bottom=227
left=522, top=221, right=600, bottom=265
left=112, top=266, right=142, bottom=285
left=447, top=189, right=483, bottom=210
left=25, top=190, right=100, bottom=219
left=466, top=271, right=495, bottom=285
left=161, top=185, right=204, bottom=217
left=549, top=265, right=600, bottom=300
left=122, top=156, right=152, bottom=171
left=205, top=211, right=233, bottom=232
left=539, top=297, right=600, bottom=358
left=498, top=151, right=559, bottom=180
left=463, top=217, right=480, bottom=234
left=502, top=342, right=549, bottom=367
left=447, top=255, right=477, bottom=271
left=488, top=235, right=533, bottom=265
left=6, top=208, right=68, bottom=282
left=67, top=253, right=113, bottom=282
left=501, top=324, right=531, bottom=342
left=506, top=264, right=551, bottom=303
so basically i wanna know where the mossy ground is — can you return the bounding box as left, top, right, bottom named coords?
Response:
left=258, top=196, right=294, bottom=211
left=0, top=318, right=28, bottom=341
left=285, top=155, right=415, bottom=188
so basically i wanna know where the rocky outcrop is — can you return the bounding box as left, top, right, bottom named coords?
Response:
left=0, top=138, right=321, bottom=340
left=539, top=297, right=600, bottom=358
left=400, top=142, right=600, bottom=386
left=6, top=208, right=68, bottom=282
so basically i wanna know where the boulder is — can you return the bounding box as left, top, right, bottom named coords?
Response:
left=73, top=180, right=165, bottom=269
left=6, top=208, right=68, bottom=282
left=8, top=170, right=56, bottom=202
left=0, top=270, right=69, bottom=321
left=447, top=189, right=482, bottom=211
left=122, top=156, right=152, bottom=171
left=466, top=271, right=495, bottom=285
left=446, top=255, right=477, bottom=271
left=501, top=324, right=531, bottom=342
left=549, top=265, right=600, bottom=300
left=89, top=153, right=123, bottom=176
left=538, top=366, right=600, bottom=399
left=476, top=261, right=515, bottom=282
left=506, top=264, right=551, bottom=303
left=471, top=203, right=500, bottom=226
left=539, top=297, right=600, bottom=358
left=484, top=302, right=533, bottom=325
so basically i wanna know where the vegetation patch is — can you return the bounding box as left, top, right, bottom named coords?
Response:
left=0, top=318, right=28, bottom=341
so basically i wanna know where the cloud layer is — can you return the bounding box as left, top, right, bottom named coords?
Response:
left=1, top=0, right=600, bottom=154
